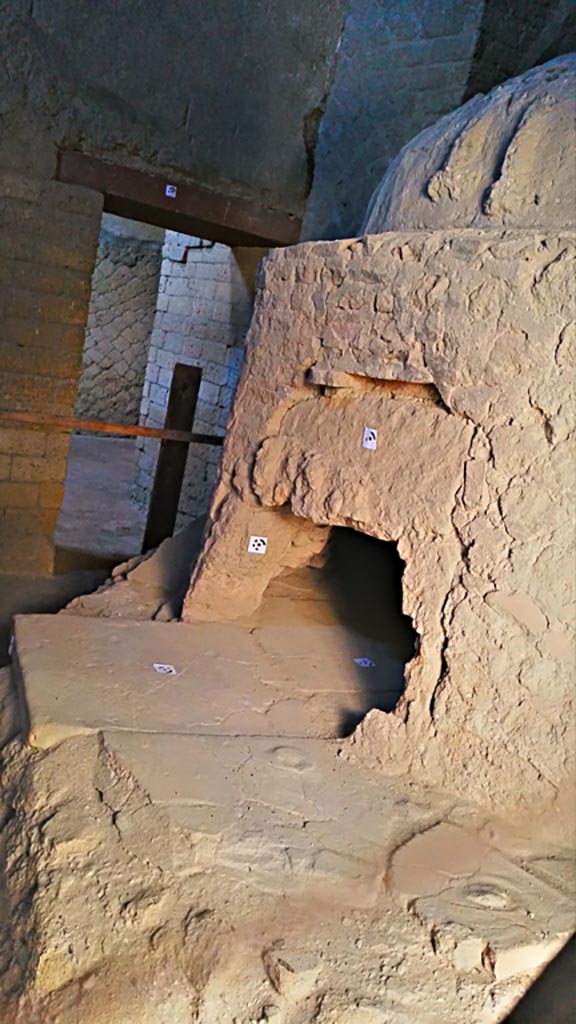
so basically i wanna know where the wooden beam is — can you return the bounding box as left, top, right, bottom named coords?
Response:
left=0, top=410, right=224, bottom=447
left=142, top=364, right=202, bottom=552
left=57, top=151, right=301, bottom=247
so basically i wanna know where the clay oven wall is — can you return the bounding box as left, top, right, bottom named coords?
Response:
left=183, top=228, right=575, bottom=819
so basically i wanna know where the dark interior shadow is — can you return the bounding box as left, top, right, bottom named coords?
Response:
left=504, top=934, right=575, bottom=1023
left=54, top=545, right=126, bottom=574
left=0, top=569, right=107, bottom=668
left=318, top=528, right=417, bottom=735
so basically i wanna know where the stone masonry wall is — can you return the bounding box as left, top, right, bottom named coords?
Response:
left=75, top=224, right=162, bottom=425
left=303, top=0, right=484, bottom=240
left=0, top=172, right=103, bottom=573
left=133, top=235, right=267, bottom=530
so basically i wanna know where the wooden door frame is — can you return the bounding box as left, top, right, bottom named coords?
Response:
left=57, top=152, right=301, bottom=247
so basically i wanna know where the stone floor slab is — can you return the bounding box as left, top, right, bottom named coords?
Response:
left=14, top=614, right=368, bottom=746
left=103, top=729, right=427, bottom=907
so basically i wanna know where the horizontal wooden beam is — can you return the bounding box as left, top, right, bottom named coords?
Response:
left=57, top=152, right=301, bottom=247
left=0, top=410, right=224, bottom=447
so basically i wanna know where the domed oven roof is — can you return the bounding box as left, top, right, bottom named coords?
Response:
left=363, top=55, right=576, bottom=233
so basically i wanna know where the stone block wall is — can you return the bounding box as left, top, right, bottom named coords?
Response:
left=0, top=172, right=103, bottom=573
left=74, top=219, right=163, bottom=425
left=133, top=235, right=267, bottom=529
left=303, top=0, right=484, bottom=239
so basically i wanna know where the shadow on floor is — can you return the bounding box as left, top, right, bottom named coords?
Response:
left=504, top=934, right=575, bottom=1023
left=0, top=570, right=107, bottom=667
left=54, top=546, right=131, bottom=574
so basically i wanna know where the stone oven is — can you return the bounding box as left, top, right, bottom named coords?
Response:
left=183, top=57, right=576, bottom=823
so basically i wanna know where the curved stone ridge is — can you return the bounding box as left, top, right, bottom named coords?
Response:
left=363, top=55, right=576, bottom=234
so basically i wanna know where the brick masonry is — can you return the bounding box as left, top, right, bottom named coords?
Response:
left=74, top=221, right=163, bottom=425
left=133, top=234, right=267, bottom=529
left=0, top=171, right=103, bottom=573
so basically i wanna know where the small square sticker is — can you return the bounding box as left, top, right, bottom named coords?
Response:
left=165, top=184, right=177, bottom=198
left=362, top=427, right=378, bottom=451
left=248, top=535, right=268, bottom=555
left=153, top=663, right=177, bottom=674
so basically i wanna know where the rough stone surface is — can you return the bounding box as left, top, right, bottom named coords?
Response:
left=2, top=613, right=573, bottom=1022
left=16, top=541, right=413, bottom=746
left=0, top=0, right=345, bottom=217
left=364, top=56, right=576, bottom=234
left=464, top=0, right=576, bottom=99
left=304, top=7, right=576, bottom=241
left=303, top=0, right=483, bottom=240
left=0, top=0, right=341, bottom=575
left=389, top=822, right=574, bottom=981
left=62, top=515, right=206, bottom=620
left=2, top=35, right=575, bottom=1024
left=74, top=219, right=162, bottom=425
left=3, top=729, right=552, bottom=1024
left=183, top=61, right=576, bottom=823
left=182, top=222, right=575, bottom=821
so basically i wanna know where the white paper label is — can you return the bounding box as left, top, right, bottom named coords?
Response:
left=165, top=184, right=177, bottom=198
left=354, top=657, right=376, bottom=668
left=248, top=535, right=268, bottom=555
left=362, top=427, right=378, bottom=451
left=153, top=663, right=177, bottom=674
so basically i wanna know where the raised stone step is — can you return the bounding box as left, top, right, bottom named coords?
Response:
left=13, top=614, right=378, bottom=747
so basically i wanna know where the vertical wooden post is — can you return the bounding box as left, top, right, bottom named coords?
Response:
left=142, top=363, right=202, bottom=552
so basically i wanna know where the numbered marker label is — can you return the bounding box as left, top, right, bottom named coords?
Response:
left=362, top=427, right=378, bottom=451
left=165, top=184, right=177, bottom=198
left=354, top=657, right=376, bottom=668
left=248, top=535, right=268, bottom=555
left=153, top=663, right=177, bottom=675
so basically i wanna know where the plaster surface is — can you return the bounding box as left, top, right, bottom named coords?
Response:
left=364, top=56, right=576, bottom=233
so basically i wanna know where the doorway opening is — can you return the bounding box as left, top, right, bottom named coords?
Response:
left=322, top=528, right=418, bottom=734
left=54, top=213, right=266, bottom=571
left=54, top=214, right=162, bottom=569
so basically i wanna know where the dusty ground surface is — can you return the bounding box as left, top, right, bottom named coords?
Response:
left=0, top=531, right=574, bottom=1023
left=54, top=435, right=146, bottom=568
